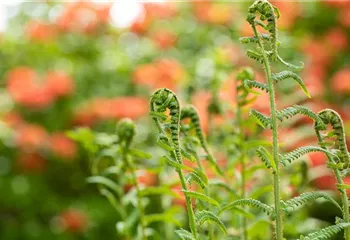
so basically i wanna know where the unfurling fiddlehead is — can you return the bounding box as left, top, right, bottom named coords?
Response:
left=181, top=105, right=223, bottom=175
left=242, top=1, right=339, bottom=239
left=314, top=109, right=350, bottom=240
left=150, top=88, right=226, bottom=239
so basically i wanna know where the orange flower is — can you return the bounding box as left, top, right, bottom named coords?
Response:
left=312, top=175, right=337, bottom=191
left=17, top=152, right=46, bottom=173
left=58, top=209, right=87, bottom=233
left=15, top=124, right=48, bottom=151
left=57, top=1, right=111, bottom=34
left=49, top=133, right=77, bottom=159
left=151, top=30, right=177, bottom=49
left=46, top=71, right=74, bottom=98
left=193, top=2, right=234, bottom=25
left=308, top=152, right=327, bottom=167
left=133, top=58, right=185, bottom=90
left=7, top=67, right=55, bottom=108
left=144, top=2, right=177, bottom=19
left=132, top=63, right=159, bottom=88
left=130, top=13, right=152, bottom=34
left=325, top=28, right=348, bottom=52
left=271, top=1, right=301, bottom=29
left=124, top=170, right=158, bottom=192
left=331, top=68, right=350, bottom=93
left=25, top=20, right=58, bottom=42
left=339, top=6, right=350, bottom=27
left=112, top=97, right=148, bottom=119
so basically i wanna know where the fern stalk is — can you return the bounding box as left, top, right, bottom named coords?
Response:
left=252, top=23, right=283, bottom=240
left=315, top=131, right=350, bottom=240
left=235, top=77, right=248, bottom=240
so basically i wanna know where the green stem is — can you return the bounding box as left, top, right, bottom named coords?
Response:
left=236, top=90, right=248, bottom=240
left=177, top=169, right=198, bottom=239
left=124, top=146, right=147, bottom=240
left=252, top=24, right=283, bottom=240
left=315, top=132, right=350, bottom=240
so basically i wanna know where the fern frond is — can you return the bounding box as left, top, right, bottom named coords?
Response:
left=276, top=105, right=326, bottom=129
left=272, top=71, right=310, bottom=97
left=186, top=172, right=207, bottom=189
left=277, top=55, right=304, bottom=72
left=247, top=49, right=264, bottom=64
left=174, top=229, right=195, bottom=240
left=316, top=109, right=350, bottom=168
left=244, top=80, right=269, bottom=93
left=298, top=223, right=350, bottom=240
left=182, top=190, right=219, bottom=207
left=240, top=34, right=271, bottom=44
left=256, top=146, right=276, bottom=171
left=195, top=210, right=227, bottom=235
left=249, top=109, right=271, bottom=129
left=281, top=146, right=340, bottom=166
left=162, top=156, right=195, bottom=172
left=281, top=192, right=341, bottom=214
left=220, top=198, right=274, bottom=216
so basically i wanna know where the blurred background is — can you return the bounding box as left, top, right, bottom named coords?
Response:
left=0, top=1, right=349, bottom=239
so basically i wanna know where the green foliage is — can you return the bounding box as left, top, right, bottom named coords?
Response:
left=220, top=198, right=274, bottom=216
left=299, top=223, right=350, bottom=240
left=195, top=210, right=227, bottom=235
left=281, top=192, right=342, bottom=214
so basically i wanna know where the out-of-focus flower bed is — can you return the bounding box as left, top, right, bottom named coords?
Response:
left=0, top=1, right=349, bottom=239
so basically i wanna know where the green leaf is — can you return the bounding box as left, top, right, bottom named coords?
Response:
left=272, top=71, right=309, bottom=97
left=182, top=190, right=220, bottom=207
left=129, top=148, right=152, bottom=159
left=256, top=146, right=276, bottom=171
left=174, top=229, right=195, bottom=240
left=195, top=210, right=227, bottom=235
left=87, top=176, right=122, bottom=196
left=162, top=156, right=195, bottom=172
left=181, top=148, right=197, bottom=163
left=281, top=146, right=339, bottom=166
left=139, top=186, right=180, bottom=198
left=186, top=172, right=207, bottom=189
left=281, top=192, right=341, bottom=214
left=298, top=223, right=350, bottom=240
left=249, top=109, right=271, bottom=129
left=220, top=198, right=274, bottom=216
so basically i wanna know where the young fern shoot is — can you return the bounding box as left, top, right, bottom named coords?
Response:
left=314, top=109, right=350, bottom=240
left=150, top=88, right=226, bottom=240
left=239, top=0, right=350, bottom=239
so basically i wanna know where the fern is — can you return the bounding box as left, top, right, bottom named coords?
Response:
left=272, top=71, right=309, bottom=97
left=175, top=229, right=195, bottom=240
left=249, top=109, right=271, bottom=129
left=298, top=223, right=350, bottom=240
left=256, top=146, right=276, bottom=171
left=182, top=190, right=220, bottom=207
left=281, top=192, right=342, bottom=214
left=244, top=80, right=269, bottom=93
left=247, top=49, right=264, bottom=64
left=186, top=172, right=207, bottom=189
left=220, top=198, right=274, bottom=216
left=276, top=105, right=326, bottom=129
left=239, top=33, right=271, bottom=44
left=195, top=210, right=227, bottom=235
left=280, top=146, right=340, bottom=166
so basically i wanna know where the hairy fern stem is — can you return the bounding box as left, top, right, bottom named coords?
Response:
left=252, top=23, right=283, bottom=240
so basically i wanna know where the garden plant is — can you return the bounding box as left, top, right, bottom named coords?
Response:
left=1, top=0, right=350, bottom=240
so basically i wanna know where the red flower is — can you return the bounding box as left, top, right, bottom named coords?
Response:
left=46, top=71, right=74, bottom=98
left=49, top=133, right=77, bottom=159
left=25, top=20, right=58, bottom=42
left=15, top=124, right=48, bottom=151
left=325, top=28, right=348, bottom=52
left=192, top=2, right=234, bottom=25
left=17, top=152, right=46, bottom=173
left=331, top=68, right=350, bottom=93
left=58, top=209, right=87, bottom=233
